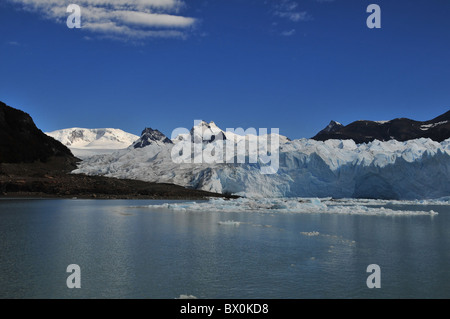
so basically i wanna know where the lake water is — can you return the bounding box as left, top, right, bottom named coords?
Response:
left=0, top=198, right=449, bottom=299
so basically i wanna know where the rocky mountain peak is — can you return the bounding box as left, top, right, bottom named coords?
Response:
left=133, top=127, right=173, bottom=148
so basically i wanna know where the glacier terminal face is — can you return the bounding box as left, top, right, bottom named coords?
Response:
left=72, top=123, right=450, bottom=200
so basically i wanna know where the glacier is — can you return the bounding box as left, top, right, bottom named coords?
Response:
left=46, top=128, right=139, bottom=159
left=72, top=122, right=450, bottom=200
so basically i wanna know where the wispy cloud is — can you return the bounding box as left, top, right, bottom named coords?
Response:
left=270, top=0, right=312, bottom=37
left=281, top=29, right=296, bottom=37
left=274, top=11, right=312, bottom=22
left=273, top=0, right=312, bottom=22
left=8, top=0, right=197, bottom=41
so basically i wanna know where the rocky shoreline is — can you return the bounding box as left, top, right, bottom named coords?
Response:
left=0, top=158, right=234, bottom=200
left=0, top=175, right=232, bottom=200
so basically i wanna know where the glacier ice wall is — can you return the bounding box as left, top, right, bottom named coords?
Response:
left=72, top=137, right=450, bottom=200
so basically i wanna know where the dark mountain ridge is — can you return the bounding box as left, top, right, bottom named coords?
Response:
left=0, top=101, right=75, bottom=164
left=313, top=110, right=450, bottom=144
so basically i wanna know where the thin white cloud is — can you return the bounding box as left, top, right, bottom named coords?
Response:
left=272, top=0, right=312, bottom=23
left=274, top=11, right=311, bottom=22
left=8, top=0, right=196, bottom=40
left=83, top=21, right=186, bottom=39
left=274, top=0, right=299, bottom=12
left=281, top=29, right=296, bottom=37
left=11, top=0, right=184, bottom=11
left=115, top=10, right=196, bottom=28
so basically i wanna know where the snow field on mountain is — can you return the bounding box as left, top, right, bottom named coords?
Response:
left=46, top=128, right=139, bottom=158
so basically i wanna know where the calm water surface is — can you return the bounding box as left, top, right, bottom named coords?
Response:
left=0, top=199, right=449, bottom=299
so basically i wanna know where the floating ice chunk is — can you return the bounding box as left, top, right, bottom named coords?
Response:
left=310, top=198, right=322, bottom=207
left=321, top=197, right=450, bottom=206
left=218, top=220, right=241, bottom=226
left=301, top=231, right=320, bottom=236
left=177, top=294, right=197, bottom=299
left=145, top=197, right=439, bottom=216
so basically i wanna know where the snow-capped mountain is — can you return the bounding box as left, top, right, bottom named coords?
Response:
left=190, top=121, right=227, bottom=143
left=46, top=128, right=139, bottom=158
left=185, top=120, right=290, bottom=145
left=132, top=128, right=173, bottom=148
left=317, top=120, right=344, bottom=134
left=72, top=121, right=450, bottom=200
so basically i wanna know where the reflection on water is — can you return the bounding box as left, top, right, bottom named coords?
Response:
left=0, top=199, right=449, bottom=298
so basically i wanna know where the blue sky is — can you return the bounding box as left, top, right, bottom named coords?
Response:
left=1, top=0, right=449, bottom=139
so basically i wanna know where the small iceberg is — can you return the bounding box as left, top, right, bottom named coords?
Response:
left=301, top=231, right=320, bottom=236
left=218, top=220, right=241, bottom=226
